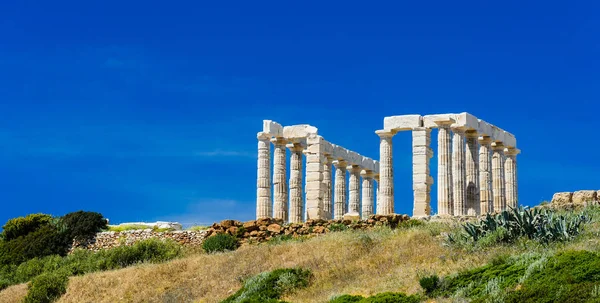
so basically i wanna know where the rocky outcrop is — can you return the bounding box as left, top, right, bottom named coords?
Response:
left=551, top=190, right=599, bottom=205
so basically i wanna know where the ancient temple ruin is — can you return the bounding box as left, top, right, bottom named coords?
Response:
left=256, top=113, right=519, bottom=222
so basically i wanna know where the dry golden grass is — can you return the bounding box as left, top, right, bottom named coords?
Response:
left=5, top=217, right=590, bottom=303
left=0, top=283, right=28, bottom=303
left=50, top=223, right=524, bottom=303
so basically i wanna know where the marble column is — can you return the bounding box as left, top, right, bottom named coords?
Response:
left=478, top=136, right=493, bottom=215
left=412, top=127, right=433, bottom=217
left=376, top=130, right=396, bottom=215
left=272, top=137, right=288, bottom=221
left=361, top=170, right=375, bottom=218
left=374, top=174, right=380, bottom=214
left=465, top=130, right=480, bottom=216
left=305, top=135, right=326, bottom=220
left=287, top=142, right=304, bottom=223
left=435, top=122, right=453, bottom=216
left=256, top=132, right=272, bottom=219
left=452, top=127, right=467, bottom=216
left=504, top=147, right=520, bottom=209
left=322, top=155, right=334, bottom=220
left=491, top=142, right=506, bottom=212
left=348, top=165, right=361, bottom=214
left=333, top=160, right=348, bottom=219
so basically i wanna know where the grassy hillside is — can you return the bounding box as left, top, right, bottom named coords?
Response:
left=1, top=205, right=599, bottom=303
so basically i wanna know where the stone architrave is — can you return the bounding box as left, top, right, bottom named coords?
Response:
left=348, top=165, right=361, bottom=214
left=256, top=132, right=272, bottom=219
left=478, top=136, right=493, bottom=214
left=412, top=127, right=433, bottom=217
left=491, top=142, right=506, bottom=212
left=322, top=155, right=334, bottom=220
left=465, top=130, right=480, bottom=216
left=304, top=135, right=326, bottom=220
left=376, top=130, right=396, bottom=215
left=435, top=121, right=454, bottom=216
left=287, top=142, right=304, bottom=223
left=333, top=160, right=348, bottom=219
left=361, top=170, right=375, bottom=218
left=504, top=147, right=520, bottom=209
left=272, top=137, right=288, bottom=221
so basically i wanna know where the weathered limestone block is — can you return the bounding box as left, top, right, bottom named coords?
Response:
left=384, top=115, right=423, bottom=131
left=551, top=192, right=573, bottom=204
left=343, top=212, right=361, bottom=222
left=305, top=135, right=326, bottom=220
left=412, top=127, right=432, bottom=218
left=263, top=120, right=283, bottom=137
left=283, top=125, right=318, bottom=139
left=572, top=190, right=597, bottom=204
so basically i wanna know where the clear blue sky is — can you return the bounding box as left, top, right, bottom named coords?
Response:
left=1, top=1, right=599, bottom=226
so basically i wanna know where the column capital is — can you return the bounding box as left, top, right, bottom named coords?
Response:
left=286, top=142, right=305, bottom=152
left=347, top=164, right=361, bottom=173
left=375, top=129, right=397, bottom=138
left=270, top=137, right=287, bottom=146
left=491, top=141, right=505, bottom=151
left=478, top=135, right=492, bottom=145
left=332, top=159, right=348, bottom=168
left=360, top=169, right=374, bottom=179
left=324, top=154, right=334, bottom=164
left=504, top=147, right=521, bottom=156
left=433, top=118, right=455, bottom=127
left=451, top=126, right=467, bottom=133
left=257, top=132, right=271, bottom=141
left=465, top=130, right=479, bottom=138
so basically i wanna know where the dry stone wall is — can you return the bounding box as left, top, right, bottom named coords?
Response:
left=206, top=214, right=411, bottom=244
left=73, top=214, right=411, bottom=252
left=71, top=230, right=208, bottom=252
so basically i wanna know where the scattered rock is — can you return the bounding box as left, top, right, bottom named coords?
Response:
left=551, top=192, right=573, bottom=204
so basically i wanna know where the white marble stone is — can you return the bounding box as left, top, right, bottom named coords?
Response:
left=384, top=114, right=423, bottom=131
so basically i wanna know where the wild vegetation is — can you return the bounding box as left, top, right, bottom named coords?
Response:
left=0, top=203, right=598, bottom=302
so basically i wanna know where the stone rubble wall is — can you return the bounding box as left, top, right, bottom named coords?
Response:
left=71, top=230, right=208, bottom=252
left=551, top=190, right=600, bottom=205
left=73, top=214, right=411, bottom=252
left=206, top=214, right=411, bottom=244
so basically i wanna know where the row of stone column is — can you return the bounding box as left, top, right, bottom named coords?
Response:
left=377, top=126, right=520, bottom=217
left=257, top=132, right=380, bottom=223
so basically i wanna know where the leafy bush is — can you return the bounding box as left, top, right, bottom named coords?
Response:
left=419, top=274, right=439, bottom=295
left=23, top=271, right=69, bottom=303
left=329, top=292, right=421, bottom=303
left=0, top=224, right=68, bottom=266
left=222, top=268, right=311, bottom=303
left=398, top=219, right=425, bottom=228
left=329, top=223, right=348, bottom=232
left=202, top=233, right=238, bottom=253
left=60, top=210, right=108, bottom=242
left=448, top=206, right=590, bottom=245
left=187, top=225, right=210, bottom=231
left=1, top=213, right=53, bottom=241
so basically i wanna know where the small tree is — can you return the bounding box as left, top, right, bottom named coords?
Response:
left=59, top=211, right=108, bottom=242
left=2, top=214, right=53, bottom=242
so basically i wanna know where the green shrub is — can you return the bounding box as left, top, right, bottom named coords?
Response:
left=202, top=233, right=238, bottom=253
left=60, top=210, right=108, bottom=242
left=329, top=223, right=348, bottom=232
left=419, top=274, right=439, bottom=295
left=187, top=225, right=210, bottom=231
left=399, top=219, right=425, bottom=228
left=0, top=225, right=68, bottom=266
left=222, top=268, right=311, bottom=303
left=449, top=206, right=590, bottom=245
left=1, top=213, right=53, bottom=242
left=329, top=294, right=364, bottom=303
left=23, top=271, right=69, bottom=303
left=329, top=292, right=420, bottom=303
